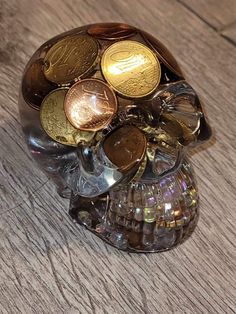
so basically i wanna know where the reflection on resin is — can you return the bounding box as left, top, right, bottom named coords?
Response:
left=19, top=23, right=211, bottom=252
left=69, top=160, right=199, bottom=252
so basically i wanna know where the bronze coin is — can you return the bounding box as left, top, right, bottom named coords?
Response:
left=40, top=88, right=95, bottom=146
left=103, top=125, right=147, bottom=173
left=43, top=34, right=98, bottom=85
left=141, top=31, right=183, bottom=78
left=22, top=59, right=55, bottom=110
left=64, top=79, right=118, bottom=131
left=88, top=23, right=136, bottom=40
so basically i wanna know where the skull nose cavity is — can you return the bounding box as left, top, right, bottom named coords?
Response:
left=63, top=125, right=147, bottom=198
left=103, top=125, right=147, bottom=173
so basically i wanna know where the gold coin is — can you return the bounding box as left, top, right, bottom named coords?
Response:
left=40, top=88, right=95, bottom=146
left=64, top=79, right=118, bottom=131
left=103, top=125, right=147, bottom=173
left=141, top=31, right=183, bottom=78
left=43, top=34, right=98, bottom=85
left=101, top=40, right=161, bottom=98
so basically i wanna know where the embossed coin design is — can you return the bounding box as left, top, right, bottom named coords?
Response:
left=64, top=79, right=118, bottom=131
left=40, top=88, right=95, bottom=146
left=43, top=34, right=98, bottom=85
left=103, top=125, right=147, bottom=172
left=88, top=23, right=136, bottom=40
left=101, top=40, right=161, bottom=98
left=22, top=59, right=55, bottom=110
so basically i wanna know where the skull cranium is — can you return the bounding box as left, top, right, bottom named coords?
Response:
left=19, top=23, right=211, bottom=252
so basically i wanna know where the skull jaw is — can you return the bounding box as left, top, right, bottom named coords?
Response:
left=69, top=158, right=199, bottom=253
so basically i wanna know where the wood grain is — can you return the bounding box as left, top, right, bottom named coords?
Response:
left=222, top=22, right=236, bottom=44
left=180, top=0, right=236, bottom=30
left=0, top=0, right=236, bottom=313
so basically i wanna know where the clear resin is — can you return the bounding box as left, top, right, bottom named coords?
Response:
left=19, top=23, right=211, bottom=252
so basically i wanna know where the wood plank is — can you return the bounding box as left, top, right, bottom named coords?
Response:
left=180, top=0, right=236, bottom=30
left=222, top=22, right=236, bottom=44
left=0, top=0, right=236, bottom=313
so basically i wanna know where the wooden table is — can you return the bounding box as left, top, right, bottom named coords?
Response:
left=1, top=1, right=236, bottom=313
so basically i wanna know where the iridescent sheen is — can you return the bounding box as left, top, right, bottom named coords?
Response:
left=69, top=160, right=199, bottom=252
left=18, top=23, right=211, bottom=252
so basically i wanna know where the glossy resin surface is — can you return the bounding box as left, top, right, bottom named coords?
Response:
left=19, top=23, right=211, bottom=252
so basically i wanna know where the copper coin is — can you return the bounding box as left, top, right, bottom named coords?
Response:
left=64, top=79, right=118, bottom=131
left=103, top=125, right=147, bottom=173
left=40, top=88, right=95, bottom=146
left=43, top=34, right=98, bottom=85
left=88, top=23, right=136, bottom=40
left=22, top=59, right=55, bottom=110
left=141, top=31, right=183, bottom=78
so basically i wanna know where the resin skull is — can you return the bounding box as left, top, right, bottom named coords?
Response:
left=19, top=23, right=211, bottom=252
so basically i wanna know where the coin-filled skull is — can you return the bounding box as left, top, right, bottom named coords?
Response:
left=19, top=23, right=211, bottom=252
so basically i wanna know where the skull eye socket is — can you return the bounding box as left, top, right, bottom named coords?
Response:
left=159, top=114, right=196, bottom=146
left=103, top=125, right=147, bottom=173
left=156, top=81, right=211, bottom=145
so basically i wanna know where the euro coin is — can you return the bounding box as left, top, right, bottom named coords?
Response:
left=141, top=31, right=183, bottom=78
left=40, top=88, right=95, bottom=146
left=101, top=40, right=161, bottom=98
left=43, top=34, right=98, bottom=85
left=103, top=125, right=147, bottom=173
left=64, top=79, right=117, bottom=131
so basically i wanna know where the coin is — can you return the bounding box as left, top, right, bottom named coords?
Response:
left=141, top=31, right=183, bottom=78
left=101, top=40, right=161, bottom=98
left=64, top=79, right=118, bottom=131
left=103, top=125, right=147, bottom=173
left=22, top=59, right=55, bottom=110
left=40, top=88, right=95, bottom=146
left=43, top=34, right=98, bottom=85
left=88, top=23, right=136, bottom=40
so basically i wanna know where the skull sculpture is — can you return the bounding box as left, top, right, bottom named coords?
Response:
left=19, top=23, right=211, bottom=252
